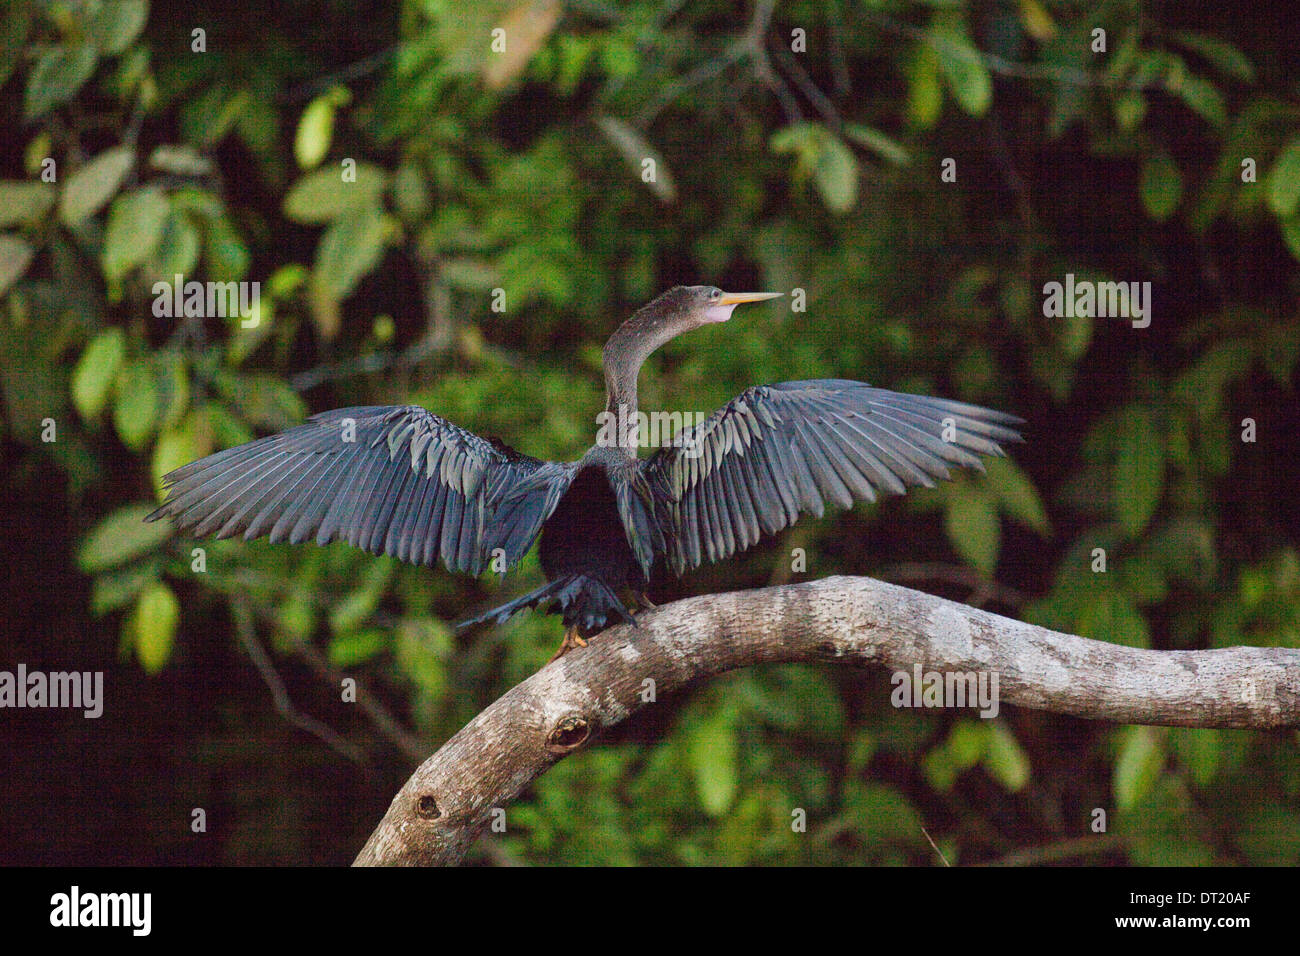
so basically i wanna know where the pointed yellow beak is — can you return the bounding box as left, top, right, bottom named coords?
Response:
left=718, top=291, right=784, bottom=306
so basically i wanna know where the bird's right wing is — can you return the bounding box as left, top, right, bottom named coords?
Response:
left=641, top=380, right=1023, bottom=575
left=146, top=405, right=576, bottom=575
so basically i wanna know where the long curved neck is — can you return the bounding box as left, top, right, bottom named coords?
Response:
left=601, top=308, right=682, bottom=453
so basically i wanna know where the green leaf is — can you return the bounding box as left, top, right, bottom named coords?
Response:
left=275, top=596, right=316, bottom=643
left=72, top=328, right=127, bottom=419
left=328, top=629, right=388, bottom=667
left=1114, top=405, right=1163, bottom=536
left=0, top=181, right=56, bottom=227
left=921, top=745, right=958, bottom=792
left=984, top=457, right=1050, bottom=535
left=846, top=728, right=877, bottom=775
left=148, top=145, right=213, bottom=177
left=1281, top=215, right=1300, bottom=263
left=151, top=413, right=211, bottom=498
left=329, top=590, right=380, bottom=636
left=314, top=205, right=388, bottom=298
left=267, top=263, right=309, bottom=299
left=945, top=486, right=1000, bottom=574
left=905, top=45, right=942, bottom=128
left=203, top=216, right=250, bottom=282
left=151, top=208, right=201, bottom=278
left=771, top=122, right=820, bottom=174
left=283, top=164, right=387, bottom=223
left=103, top=188, right=170, bottom=283
left=392, top=162, right=431, bottom=220
left=1171, top=31, right=1255, bottom=83
left=294, top=88, right=350, bottom=170
left=395, top=619, right=448, bottom=697
left=225, top=299, right=275, bottom=365
left=842, top=124, right=911, bottom=166
left=89, top=0, right=150, bottom=55
left=1114, top=726, right=1164, bottom=810
left=0, top=234, right=35, bottom=298
left=113, top=360, right=160, bottom=450
left=76, top=503, right=172, bottom=574
left=685, top=703, right=739, bottom=816
left=931, top=16, right=992, bottom=117
left=946, top=721, right=987, bottom=769
left=1176, top=75, right=1226, bottom=128
left=813, top=134, right=858, bottom=215
left=983, top=722, right=1030, bottom=791
left=60, top=146, right=134, bottom=227
left=1114, top=92, right=1145, bottom=132
left=24, top=43, right=99, bottom=120
left=1266, top=138, right=1300, bottom=218
left=1139, top=155, right=1182, bottom=222
left=169, top=185, right=223, bottom=221
left=90, top=558, right=162, bottom=617
left=439, top=257, right=499, bottom=291
left=132, top=582, right=179, bottom=674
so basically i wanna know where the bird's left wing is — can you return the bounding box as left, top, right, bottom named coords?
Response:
left=146, top=405, right=575, bottom=575
left=640, top=380, right=1023, bottom=575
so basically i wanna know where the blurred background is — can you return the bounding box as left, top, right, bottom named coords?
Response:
left=1, top=0, right=1297, bottom=866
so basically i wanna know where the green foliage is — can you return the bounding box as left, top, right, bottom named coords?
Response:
left=59, top=146, right=134, bottom=226
left=3, top=0, right=1296, bottom=867
left=770, top=122, right=860, bottom=214
left=71, top=328, right=126, bottom=419
left=77, top=503, right=173, bottom=574
left=129, top=581, right=179, bottom=674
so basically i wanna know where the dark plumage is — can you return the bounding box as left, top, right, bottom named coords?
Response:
left=147, top=285, right=1023, bottom=659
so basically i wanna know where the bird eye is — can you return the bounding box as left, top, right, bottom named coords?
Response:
left=709, top=287, right=722, bottom=300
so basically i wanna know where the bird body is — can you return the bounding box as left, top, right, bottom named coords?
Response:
left=148, top=286, right=1023, bottom=658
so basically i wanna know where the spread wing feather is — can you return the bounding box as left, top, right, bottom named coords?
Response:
left=642, top=380, right=1023, bottom=575
left=147, top=405, right=575, bottom=574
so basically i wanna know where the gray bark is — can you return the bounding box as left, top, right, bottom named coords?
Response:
left=353, top=575, right=1300, bottom=866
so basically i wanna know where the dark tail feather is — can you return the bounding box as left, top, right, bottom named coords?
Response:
left=456, top=574, right=635, bottom=632
left=456, top=577, right=575, bottom=630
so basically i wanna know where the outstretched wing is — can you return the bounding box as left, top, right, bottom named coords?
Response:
left=146, top=405, right=575, bottom=575
left=641, top=380, right=1023, bottom=575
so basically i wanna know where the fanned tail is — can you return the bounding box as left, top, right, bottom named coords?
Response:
left=456, top=574, right=635, bottom=632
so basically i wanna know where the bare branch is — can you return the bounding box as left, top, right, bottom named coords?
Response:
left=231, top=598, right=365, bottom=765
left=353, top=576, right=1300, bottom=866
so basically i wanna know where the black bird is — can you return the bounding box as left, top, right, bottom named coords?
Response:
left=147, top=286, right=1022, bottom=660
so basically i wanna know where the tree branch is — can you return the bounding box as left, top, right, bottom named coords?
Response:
left=353, top=575, right=1300, bottom=866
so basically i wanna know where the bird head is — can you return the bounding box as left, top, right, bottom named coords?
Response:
left=641, top=285, right=784, bottom=333
left=603, top=286, right=785, bottom=398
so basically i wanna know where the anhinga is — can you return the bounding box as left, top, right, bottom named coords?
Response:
left=147, top=286, right=1022, bottom=660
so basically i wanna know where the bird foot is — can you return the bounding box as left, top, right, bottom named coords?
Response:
left=632, top=591, right=657, bottom=610
left=548, top=625, right=588, bottom=663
